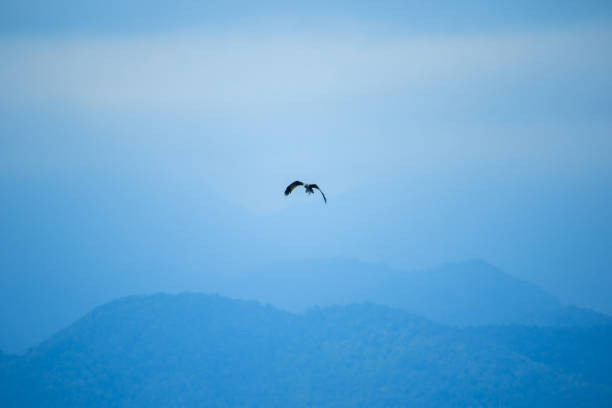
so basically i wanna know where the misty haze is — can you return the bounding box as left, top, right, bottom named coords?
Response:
left=1, top=1, right=612, bottom=407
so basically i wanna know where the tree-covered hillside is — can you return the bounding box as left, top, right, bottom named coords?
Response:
left=1, top=293, right=611, bottom=407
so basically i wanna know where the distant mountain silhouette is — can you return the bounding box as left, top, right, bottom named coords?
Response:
left=224, top=259, right=563, bottom=326
left=1, top=293, right=611, bottom=407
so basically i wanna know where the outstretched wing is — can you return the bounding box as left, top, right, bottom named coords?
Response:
left=284, top=181, right=304, bottom=196
left=310, top=184, right=327, bottom=203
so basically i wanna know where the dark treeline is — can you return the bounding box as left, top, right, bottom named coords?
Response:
left=1, top=293, right=611, bottom=407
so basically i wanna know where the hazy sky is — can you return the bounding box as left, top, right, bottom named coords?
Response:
left=1, top=1, right=612, bottom=351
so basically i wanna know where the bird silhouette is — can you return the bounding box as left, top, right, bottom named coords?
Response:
left=284, top=181, right=326, bottom=203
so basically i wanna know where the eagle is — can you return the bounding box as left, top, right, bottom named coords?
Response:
left=284, top=181, right=327, bottom=203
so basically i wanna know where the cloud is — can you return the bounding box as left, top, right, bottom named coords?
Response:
left=1, top=25, right=610, bottom=114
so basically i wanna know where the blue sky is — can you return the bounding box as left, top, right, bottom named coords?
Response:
left=1, top=1, right=612, bottom=351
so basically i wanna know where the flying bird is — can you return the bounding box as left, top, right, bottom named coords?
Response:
left=284, top=181, right=327, bottom=203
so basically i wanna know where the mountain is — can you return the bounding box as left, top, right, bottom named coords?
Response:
left=224, top=259, right=562, bottom=326
left=1, top=293, right=611, bottom=407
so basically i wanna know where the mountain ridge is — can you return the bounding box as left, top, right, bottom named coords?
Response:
left=226, top=258, right=563, bottom=326
left=2, top=293, right=611, bottom=407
